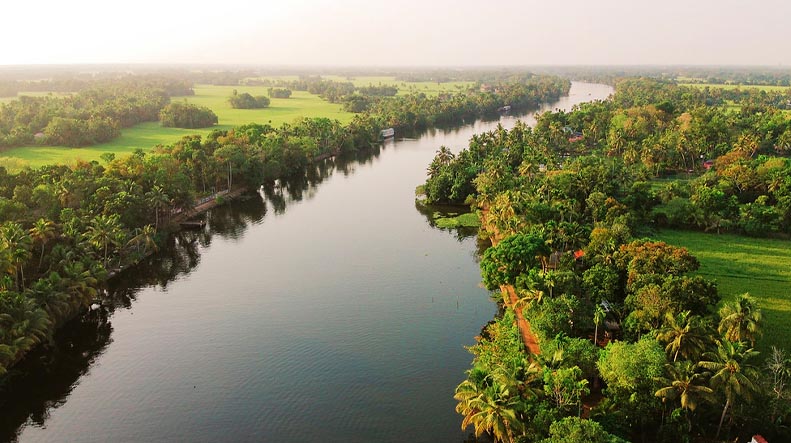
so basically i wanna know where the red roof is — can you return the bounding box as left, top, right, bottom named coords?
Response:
left=753, top=435, right=768, bottom=443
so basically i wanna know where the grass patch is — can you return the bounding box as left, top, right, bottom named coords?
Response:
left=654, top=229, right=791, bottom=353
left=433, top=211, right=481, bottom=229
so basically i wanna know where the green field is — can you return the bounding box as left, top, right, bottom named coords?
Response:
left=655, top=230, right=791, bottom=353
left=679, top=82, right=791, bottom=92
left=321, top=75, right=473, bottom=96
left=0, top=85, right=353, bottom=170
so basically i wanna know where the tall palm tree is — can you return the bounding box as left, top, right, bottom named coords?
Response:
left=1, top=222, right=33, bottom=291
left=87, top=214, right=123, bottom=268
left=657, top=311, right=707, bottom=362
left=593, top=305, right=606, bottom=346
left=718, top=294, right=762, bottom=347
left=655, top=361, right=714, bottom=432
left=146, top=185, right=171, bottom=229
left=698, top=339, right=760, bottom=439
left=29, top=218, right=57, bottom=271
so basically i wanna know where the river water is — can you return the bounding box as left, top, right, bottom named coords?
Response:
left=0, top=82, right=613, bottom=443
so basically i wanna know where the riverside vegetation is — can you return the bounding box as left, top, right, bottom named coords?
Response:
left=0, top=71, right=569, bottom=380
left=421, top=78, right=791, bottom=442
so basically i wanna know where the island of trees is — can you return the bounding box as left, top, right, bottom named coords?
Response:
left=421, top=78, right=791, bottom=442
left=228, top=90, right=271, bottom=109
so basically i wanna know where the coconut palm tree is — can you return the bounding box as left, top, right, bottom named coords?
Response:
left=128, top=225, right=158, bottom=256
left=657, top=311, right=708, bottom=362
left=718, top=294, right=762, bottom=347
left=698, top=338, right=760, bottom=439
left=29, top=218, right=57, bottom=271
left=655, top=360, right=714, bottom=432
left=87, top=214, right=123, bottom=268
left=454, top=369, right=526, bottom=443
left=1, top=222, right=33, bottom=291
left=593, top=305, right=606, bottom=346
left=146, top=185, right=171, bottom=229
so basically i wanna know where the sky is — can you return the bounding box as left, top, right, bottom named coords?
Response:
left=2, top=0, right=790, bottom=66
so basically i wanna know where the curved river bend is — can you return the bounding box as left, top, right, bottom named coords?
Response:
left=1, top=82, right=613, bottom=443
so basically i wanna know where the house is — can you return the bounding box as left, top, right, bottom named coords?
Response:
left=703, top=159, right=715, bottom=170
left=751, top=435, right=768, bottom=443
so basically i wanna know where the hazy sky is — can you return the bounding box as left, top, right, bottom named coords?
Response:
left=3, top=0, right=790, bottom=66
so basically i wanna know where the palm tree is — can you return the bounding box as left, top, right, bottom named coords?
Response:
left=1, top=222, right=33, bottom=291
left=718, top=294, right=762, bottom=347
left=655, top=361, right=714, bottom=432
left=657, top=311, right=707, bottom=362
left=128, top=225, right=158, bottom=256
left=146, top=185, right=171, bottom=229
left=454, top=369, right=526, bottom=443
left=593, top=305, right=606, bottom=346
left=698, top=339, right=760, bottom=439
left=435, top=146, right=455, bottom=166
left=29, top=218, right=57, bottom=270
left=87, top=214, right=123, bottom=268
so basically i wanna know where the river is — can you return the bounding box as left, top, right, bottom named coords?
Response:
left=0, top=82, right=613, bottom=443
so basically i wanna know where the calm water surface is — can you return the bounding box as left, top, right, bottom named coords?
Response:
left=0, top=82, right=612, bottom=442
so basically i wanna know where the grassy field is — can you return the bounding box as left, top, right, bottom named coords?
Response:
left=679, top=82, right=791, bottom=92
left=0, top=85, right=353, bottom=170
left=655, top=230, right=791, bottom=353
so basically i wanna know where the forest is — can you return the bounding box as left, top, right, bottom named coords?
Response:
left=421, top=78, right=791, bottom=442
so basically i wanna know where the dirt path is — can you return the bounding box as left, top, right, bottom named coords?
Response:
left=481, top=208, right=542, bottom=356
left=502, top=284, right=541, bottom=355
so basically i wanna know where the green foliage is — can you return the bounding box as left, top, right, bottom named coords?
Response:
left=528, top=295, right=581, bottom=341
left=540, top=417, right=630, bottom=443
left=468, top=309, right=525, bottom=375
left=597, top=337, right=667, bottom=433
left=480, top=233, right=548, bottom=290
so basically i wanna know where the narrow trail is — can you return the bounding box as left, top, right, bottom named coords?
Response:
left=482, top=209, right=542, bottom=356
left=501, top=284, right=541, bottom=355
